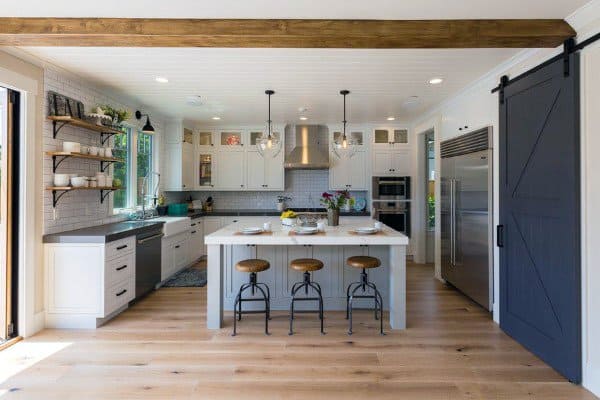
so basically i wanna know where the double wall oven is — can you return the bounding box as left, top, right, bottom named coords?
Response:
left=372, top=177, right=411, bottom=237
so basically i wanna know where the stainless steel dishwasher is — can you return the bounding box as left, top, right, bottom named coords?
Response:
left=135, top=229, right=164, bottom=299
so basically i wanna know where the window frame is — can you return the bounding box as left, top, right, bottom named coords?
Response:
left=111, top=125, right=158, bottom=214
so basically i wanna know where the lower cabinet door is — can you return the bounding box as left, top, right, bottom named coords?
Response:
left=104, top=278, right=135, bottom=316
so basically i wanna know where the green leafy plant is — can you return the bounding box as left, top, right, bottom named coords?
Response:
left=98, top=105, right=131, bottom=124
left=320, top=190, right=353, bottom=210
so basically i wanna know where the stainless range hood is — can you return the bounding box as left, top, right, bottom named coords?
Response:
left=284, top=125, right=330, bottom=169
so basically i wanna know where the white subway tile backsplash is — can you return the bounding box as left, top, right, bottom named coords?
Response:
left=165, top=169, right=368, bottom=211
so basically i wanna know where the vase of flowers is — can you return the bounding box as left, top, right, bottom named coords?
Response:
left=320, top=190, right=351, bottom=226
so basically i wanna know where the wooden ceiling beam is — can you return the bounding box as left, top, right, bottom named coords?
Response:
left=0, top=18, right=575, bottom=48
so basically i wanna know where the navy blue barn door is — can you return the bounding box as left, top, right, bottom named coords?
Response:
left=499, top=55, right=581, bottom=382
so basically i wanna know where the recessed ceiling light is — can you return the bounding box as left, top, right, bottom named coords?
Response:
left=386, top=117, right=396, bottom=121
left=211, top=116, right=221, bottom=120
left=186, top=96, right=203, bottom=106
left=155, top=77, right=169, bottom=83
left=299, top=116, right=308, bottom=121
left=429, top=77, right=444, bottom=85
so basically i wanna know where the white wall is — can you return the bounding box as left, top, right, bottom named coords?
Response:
left=580, top=38, right=600, bottom=397
left=43, top=68, right=166, bottom=234
left=409, top=1, right=600, bottom=394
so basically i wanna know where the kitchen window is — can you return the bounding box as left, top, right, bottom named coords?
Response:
left=112, top=128, right=155, bottom=212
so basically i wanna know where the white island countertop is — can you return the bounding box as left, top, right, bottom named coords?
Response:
left=204, top=216, right=409, bottom=246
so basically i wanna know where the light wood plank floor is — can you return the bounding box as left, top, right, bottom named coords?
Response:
left=0, top=263, right=596, bottom=400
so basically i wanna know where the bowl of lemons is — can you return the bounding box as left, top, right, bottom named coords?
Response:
left=280, top=210, right=297, bottom=226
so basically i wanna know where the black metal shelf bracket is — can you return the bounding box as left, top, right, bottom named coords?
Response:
left=100, top=189, right=116, bottom=204
left=52, top=189, right=70, bottom=208
left=100, top=160, right=117, bottom=173
left=101, top=132, right=117, bottom=145
left=51, top=154, right=71, bottom=173
left=52, top=120, right=69, bottom=139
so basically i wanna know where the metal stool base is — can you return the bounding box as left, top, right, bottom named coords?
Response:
left=232, top=272, right=271, bottom=336
left=289, top=271, right=325, bottom=335
left=346, top=269, right=385, bottom=335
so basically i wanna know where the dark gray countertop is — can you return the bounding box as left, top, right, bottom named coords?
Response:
left=43, top=220, right=165, bottom=244
left=44, top=208, right=371, bottom=244
left=188, top=208, right=370, bottom=219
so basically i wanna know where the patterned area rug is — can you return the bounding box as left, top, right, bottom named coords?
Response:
left=162, top=267, right=207, bottom=287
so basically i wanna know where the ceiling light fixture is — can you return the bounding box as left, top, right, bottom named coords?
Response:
left=429, top=77, right=444, bottom=85
left=256, top=90, right=282, bottom=158
left=299, top=116, right=308, bottom=121
left=155, top=77, right=169, bottom=83
left=387, top=117, right=396, bottom=121
left=135, top=110, right=155, bottom=134
left=332, top=90, right=357, bottom=160
left=211, top=116, right=221, bottom=120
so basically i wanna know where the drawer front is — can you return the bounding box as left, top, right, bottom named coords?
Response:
left=105, top=252, right=135, bottom=288
left=172, top=239, right=189, bottom=270
left=105, top=236, right=135, bottom=260
left=104, top=277, right=135, bottom=316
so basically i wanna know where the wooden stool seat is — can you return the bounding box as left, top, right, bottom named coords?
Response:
left=290, top=258, right=324, bottom=272
left=346, top=256, right=381, bottom=269
left=235, top=259, right=270, bottom=273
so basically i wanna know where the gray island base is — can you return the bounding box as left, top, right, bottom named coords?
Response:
left=204, top=217, right=409, bottom=330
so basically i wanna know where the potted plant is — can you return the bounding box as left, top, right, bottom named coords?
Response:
left=276, top=195, right=291, bottom=211
left=320, top=190, right=352, bottom=226
left=97, top=105, right=131, bottom=126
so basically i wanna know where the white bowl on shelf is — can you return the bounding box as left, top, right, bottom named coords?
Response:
left=70, top=176, right=87, bottom=188
left=88, top=146, right=99, bottom=156
left=53, top=174, right=70, bottom=186
left=62, top=141, right=80, bottom=154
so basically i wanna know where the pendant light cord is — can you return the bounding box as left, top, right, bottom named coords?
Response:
left=267, top=90, right=272, bottom=139
left=340, top=89, right=349, bottom=140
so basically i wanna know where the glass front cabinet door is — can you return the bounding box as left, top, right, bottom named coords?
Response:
left=197, top=152, right=215, bottom=188
left=198, top=131, right=215, bottom=147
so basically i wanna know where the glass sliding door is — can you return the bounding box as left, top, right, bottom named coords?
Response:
left=0, top=87, right=19, bottom=343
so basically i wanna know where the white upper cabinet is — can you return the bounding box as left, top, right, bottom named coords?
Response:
left=219, top=131, right=245, bottom=150
left=216, top=150, right=246, bottom=189
left=198, top=131, right=215, bottom=148
left=329, top=129, right=367, bottom=190
left=330, top=150, right=367, bottom=190
left=372, top=148, right=411, bottom=176
left=164, top=120, right=196, bottom=191
left=247, top=149, right=285, bottom=191
left=372, top=128, right=409, bottom=148
left=441, top=83, right=495, bottom=140
left=197, top=151, right=215, bottom=189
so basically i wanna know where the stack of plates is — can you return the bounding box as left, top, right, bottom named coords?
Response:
left=353, top=227, right=379, bottom=235
left=240, top=227, right=263, bottom=235
left=293, top=226, right=319, bottom=235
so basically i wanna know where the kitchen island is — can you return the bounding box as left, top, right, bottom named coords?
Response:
left=204, top=217, right=409, bottom=330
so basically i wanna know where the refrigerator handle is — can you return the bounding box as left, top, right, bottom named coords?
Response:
left=450, top=179, right=455, bottom=265
left=496, top=225, right=504, bottom=248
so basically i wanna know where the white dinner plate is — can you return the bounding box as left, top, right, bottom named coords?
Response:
left=293, top=226, right=319, bottom=235
left=353, top=227, right=379, bottom=235
left=240, top=227, right=263, bottom=235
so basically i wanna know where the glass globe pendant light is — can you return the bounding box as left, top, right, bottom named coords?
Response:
left=256, top=90, right=282, bottom=157
left=332, top=89, right=357, bottom=159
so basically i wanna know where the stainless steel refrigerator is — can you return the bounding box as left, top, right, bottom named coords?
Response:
left=441, top=127, right=493, bottom=311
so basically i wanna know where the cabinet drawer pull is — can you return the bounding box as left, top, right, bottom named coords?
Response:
left=116, top=289, right=127, bottom=297
left=116, top=265, right=127, bottom=271
left=191, top=223, right=196, bottom=227
left=116, top=244, right=128, bottom=250
left=191, top=230, right=197, bottom=234
left=175, top=245, right=181, bottom=249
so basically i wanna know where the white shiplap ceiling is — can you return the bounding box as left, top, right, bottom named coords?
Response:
left=0, top=0, right=589, bottom=19
left=19, top=47, right=523, bottom=125
left=7, top=0, right=589, bottom=125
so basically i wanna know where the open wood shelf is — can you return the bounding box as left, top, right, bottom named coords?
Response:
left=45, top=151, right=124, bottom=173
left=47, top=115, right=123, bottom=143
left=46, top=186, right=122, bottom=207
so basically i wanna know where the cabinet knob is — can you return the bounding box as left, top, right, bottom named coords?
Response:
left=240, top=184, right=244, bottom=187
